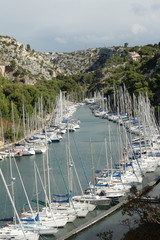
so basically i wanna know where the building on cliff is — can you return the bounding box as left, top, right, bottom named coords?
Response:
left=128, top=51, right=140, bottom=61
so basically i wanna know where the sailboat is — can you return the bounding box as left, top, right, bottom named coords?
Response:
left=0, top=168, right=39, bottom=240
left=20, top=154, right=68, bottom=228
left=72, top=139, right=112, bottom=206
left=12, top=156, right=58, bottom=235
left=49, top=128, right=95, bottom=216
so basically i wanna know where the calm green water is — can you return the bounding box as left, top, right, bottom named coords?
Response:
left=0, top=105, right=159, bottom=240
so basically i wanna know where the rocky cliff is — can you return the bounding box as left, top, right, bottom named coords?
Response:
left=0, top=36, right=124, bottom=84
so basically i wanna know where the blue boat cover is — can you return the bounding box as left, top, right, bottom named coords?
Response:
left=52, top=199, right=69, bottom=203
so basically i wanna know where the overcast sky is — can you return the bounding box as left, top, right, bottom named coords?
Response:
left=0, top=0, right=160, bottom=52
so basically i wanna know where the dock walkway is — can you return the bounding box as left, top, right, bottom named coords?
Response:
left=57, top=200, right=128, bottom=240
left=140, top=197, right=160, bottom=203
left=57, top=176, right=160, bottom=240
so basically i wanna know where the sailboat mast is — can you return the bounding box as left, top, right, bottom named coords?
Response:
left=0, top=169, right=27, bottom=240
left=104, top=138, right=109, bottom=170
left=22, top=99, right=26, bottom=139
left=42, top=153, right=47, bottom=205
left=108, top=123, right=113, bottom=181
left=34, top=160, right=39, bottom=213
left=90, top=138, right=95, bottom=190
left=66, top=124, right=73, bottom=196
left=11, top=102, right=16, bottom=143
left=9, top=147, right=16, bottom=224
left=13, top=158, right=36, bottom=221
left=45, top=126, right=51, bottom=204
left=0, top=111, right=4, bottom=146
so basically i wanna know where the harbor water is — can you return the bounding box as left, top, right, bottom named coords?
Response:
left=0, top=105, right=159, bottom=240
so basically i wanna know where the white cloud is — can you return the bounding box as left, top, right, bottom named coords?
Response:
left=131, top=24, right=146, bottom=35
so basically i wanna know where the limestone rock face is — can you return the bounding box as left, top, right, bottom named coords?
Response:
left=0, top=65, right=5, bottom=76
left=0, top=36, right=124, bottom=84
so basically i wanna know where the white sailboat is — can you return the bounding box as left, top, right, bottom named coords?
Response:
left=0, top=169, right=39, bottom=240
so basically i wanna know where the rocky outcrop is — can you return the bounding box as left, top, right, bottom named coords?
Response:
left=0, top=36, right=57, bottom=83
left=0, top=36, right=125, bottom=84
left=0, top=65, right=5, bottom=76
left=42, top=47, right=124, bottom=74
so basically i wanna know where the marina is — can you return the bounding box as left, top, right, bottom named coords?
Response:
left=57, top=198, right=129, bottom=240
left=0, top=96, right=160, bottom=240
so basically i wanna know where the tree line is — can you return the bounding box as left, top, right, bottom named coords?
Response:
left=1, top=43, right=160, bottom=143
left=0, top=74, right=83, bottom=143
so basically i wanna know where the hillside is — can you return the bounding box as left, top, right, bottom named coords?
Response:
left=1, top=36, right=160, bottom=107
left=0, top=36, right=160, bottom=142
left=0, top=36, right=123, bottom=84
